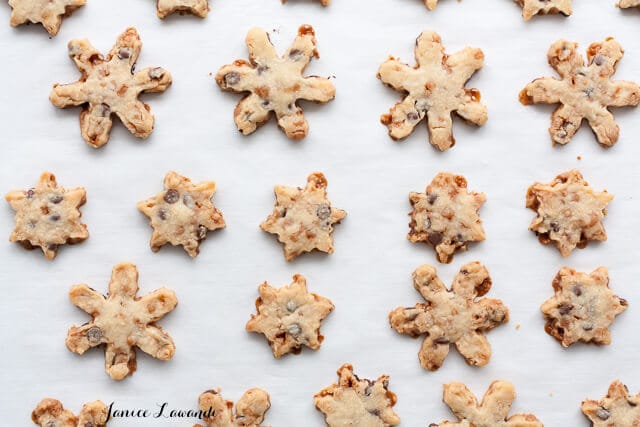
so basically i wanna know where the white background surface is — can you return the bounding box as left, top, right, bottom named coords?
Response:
left=1, top=0, right=639, bottom=425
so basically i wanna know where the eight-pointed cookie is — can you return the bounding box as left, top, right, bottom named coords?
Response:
left=541, top=266, right=627, bottom=347
left=314, top=363, right=400, bottom=427
left=194, top=388, right=271, bottom=427
left=32, top=398, right=108, bottom=427
left=50, top=27, right=172, bottom=148
left=526, top=170, right=613, bottom=257
left=581, top=381, right=640, bottom=426
left=157, top=0, right=209, bottom=18
left=515, top=0, right=572, bottom=20
left=137, top=171, right=225, bottom=258
left=430, top=381, right=543, bottom=426
left=216, top=25, right=335, bottom=139
left=246, top=274, right=334, bottom=358
left=389, top=262, right=508, bottom=371
left=5, top=172, right=88, bottom=260
left=8, top=0, right=85, bottom=36
left=377, top=31, right=487, bottom=151
left=520, top=37, right=640, bottom=147
left=260, top=172, right=346, bottom=261
left=66, top=262, right=178, bottom=380
left=409, top=172, right=486, bottom=263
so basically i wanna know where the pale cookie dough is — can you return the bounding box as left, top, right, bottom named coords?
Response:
left=618, top=0, right=640, bottom=8
left=216, top=25, right=335, bottom=139
left=157, top=0, right=209, bottom=18
left=5, top=172, right=88, bottom=260
left=377, top=31, right=487, bottom=151
left=8, top=0, right=85, bottom=36
left=408, top=172, right=485, bottom=263
left=430, top=381, right=543, bottom=426
left=66, top=262, right=177, bottom=380
left=582, top=381, right=640, bottom=426
left=194, top=388, right=270, bottom=427
left=526, top=170, right=612, bottom=257
left=282, top=0, right=330, bottom=5
left=389, top=262, right=508, bottom=371
left=50, top=27, right=172, bottom=148
left=541, top=266, right=627, bottom=347
left=515, top=0, right=571, bottom=20
left=32, top=398, right=108, bottom=427
left=137, top=171, right=225, bottom=258
left=520, top=37, right=640, bottom=147
left=246, top=274, right=334, bottom=358
left=260, top=172, right=346, bottom=261
left=314, top=364, right=400, bottom=427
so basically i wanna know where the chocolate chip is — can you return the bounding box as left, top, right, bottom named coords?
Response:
left=99, top=103, right=111, bottom=117
left=596, top=408, right=610, bottom=420
left=582, top=324, right=593, bottom=331
left=572, top=284, right=583, bottom=296
left=407, top=112, right=419, bottom=121
left=316, top=204, right=331, bottom=220
left=288, top=49, right=303, bottom=60
left=557, top=303, right=573, bottom=315
left=367, top=409, right=381, bottom=417
left=50, top=214, right=61, bottom=222
left=197, top=225, right=208, bottom=240
left=286, top=300, right=297, bottom=312
left=427, top=193, right=438, bottom=204
left=224, top=72, right=240, bottom=86
left=364, top=384, right=373, bottom=396
left=148, top=67, right=165, bottom=80
left=434, top=337, right=449, bottom=344
left=26, top=189, right=35, bottom=198
left=118, top=48, right=130, bottom=59
left=164, top=189, right=179, bottom=204
left=550, top=221, right=560, bottom=232
left=257, top=65, right=269, bottom=74
left=594, top=55, right=605, bottom=66
left=428, top=232, right=443, bottom=245
left=183, top=194, right=194, bottom=209
left=158, top=209, right=167, bottom=220
left=287, top=323, right=302, bottom=337
left=86, top=327, right=102, bottom=343
left=50, top=195, right=63, bottom=204
left=262, top=100, right=270, bottom=107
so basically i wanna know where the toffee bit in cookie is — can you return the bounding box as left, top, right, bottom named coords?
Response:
left=582, top=381, right=640, bottom=426
left=65, top=263, right=177, bottom=380
left=194, top=388, right=271, bottom=427
left=526, top=170, right=612, bottom=257
left=377, top=31, right=487, bottom=151
left=314, top=364, right=400, bottom=427
left=389, top=262, right=509, bottom=371
left=8, top=0, right=85, bottom=36
left=260, top=172, right=346, bottom=261
left=50, top=28, right=172, bottom=148
left=246, top=274, right=334, bottom=358
left=515, top=0, right=572, bottom=20
left=137, top=171, right=225, bottom=258
left=32, top=398, right=108, bottom=427
left=408, top=172, right=485, bottom=263
left=520, top=38, right=640, bottom=147
left=541, top=267, right=627, bottom=347
left=156, top=0, right=209, bottom=19
left=215, top=25, right=335, bottom=139
left=5, top=172, right=88, bottom=260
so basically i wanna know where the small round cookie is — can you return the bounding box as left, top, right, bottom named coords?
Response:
left=8, top=0, right=85, bottom=36
left=32, top=398, right=108, bottom=427
left=582, top=381, right=640, bottom=426
left=194, top=388, right=271, bottom=427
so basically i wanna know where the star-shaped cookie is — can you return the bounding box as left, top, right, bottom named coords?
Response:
left=619, top=0, right=640, bottom=8
left=246, top=274, right=334, bottom=358
left=431, top=381, right=543, bottom=426
left=215, top=25, right=335, bottom=139
left=515, top=0, right=572, bottom=20
left=541, top=266, right=627, bottom=347
left=137, top=171, right=225, bottom=258
left=65, top=262, right=178, bottom=380
left=50, top=27, right=172, bottom=148
left=314, top=364, right=400, bottom=427
left=520, top=37, right=640, bottom=147
left=157, top=0, right=209, bottom=18
left=194, top=388, right=271, bottom=427
left=582, top=381, right=640, bottom=426
left=32, top=398, right=108, bottom=427
left=526, top=170, right=613, bottom=257
left=408, top=172, right=485, bottom=263
left=260, top=172, right=346, bottom=261
left=5, top=172, right=88, bottom=260
left=8, top=0, right=85, bottom=36
left=377, top=31, right=487, bottom=150
left=389, top=262, right=508, bottom=371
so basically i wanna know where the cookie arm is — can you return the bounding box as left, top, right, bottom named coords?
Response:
left=549, top=104, right=584, bottom=145
left=448, top=47, right=484, bottom=83
left=454, top=331, right=491, bottom=367
left=108, top=263, right=140, bottom=298
left=69, top=284, right=105, bottom=315
left=67, top=38, right=103, bottom=75
left=134, top=288, right=178, bottom=322
left=198, top=390, right=235, bottom=426
left=114, top=101, right=156, bottom=140
left=77, top=401, right=109, bottom=427
left=235, top=388, right=271, bottom=426
left=519, top=78, right=565, bottom=105
left=246, top=27, right=279, bottom=66
left=108, top=27, right=142, bottom=69
left=232, top=93, right=273, bottom=135
left=215, top=62, right=256, bottom=93
left=586, top=108, right=619, bottom=147
left=451, top=262, right=491, bottom=299
left=80, top=104, right=114, bottom=148
left=442, top=383, right=479, bottom=421
left=413, top=265, right=446, bottom=301
left=418, top=333, right=450, bottom=371
left=50, top=81, right=89, bottom=108
left=286, top=26, right=319, bottom=73
left=66, top=323, right=106, bottom=354
left=478, top=381, right=515, bottom=421
left=133, top=67, right=173, bottom=94
left=300, top=76, right=336, bottom=103
left=136, top=325, right=176, bottom=360
left=505, top=414, right=544, bottom=427
left=104, top=344, right=137, bottom=380
left=377, top=58, right=414, bottom=92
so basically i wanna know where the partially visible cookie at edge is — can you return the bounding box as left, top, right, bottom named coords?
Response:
left=581, top=381, right=640, bottom=426
left=8, top=0, right=85, bottom=36
left=32, top=398, right=108, bottom=427
left=618, top=0, right=640, bottom=8
left=194, top=388, right=271, bottom=427
left=515, top=0, right=572, bottom=20
left=157, top=0, right=209, bottom=18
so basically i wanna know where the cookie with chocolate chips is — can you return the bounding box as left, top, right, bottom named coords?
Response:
left=194, top=388, right=271, bottom=427
left=582, top=381, right=640, bottom=426
left=32, top=398, right=108, bottom=427
left=8, top=0, right=85, bottom=36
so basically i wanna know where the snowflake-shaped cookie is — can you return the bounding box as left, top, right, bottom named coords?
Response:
left=157, top=0, right=209, bottom=18
left=32, top=398, right=108, bottom=427
left=408, top=172, right=485, bottom=263
left=5, top=172, right=88, bottom=260
left=65, top=262, right=177, bottom=380
left=582, top=381, right=640, bottom=426
left=194, top=388, right=271, bottom=427
left=246, top=274, right=334, bottom=358
left=526, top=170, right=613, bottom=257
left=541, top=267, right=627, bottom=347
left=50, top=27, right=172, bottom=148
left=8, top=0, right=85, bottom=36
left=515, top=0, right=572, bottom=20
left=619, top=0, right=640, bottom=8
left=520, top=37, right=640, bottom=147
left=431, top=381, right=543, bottom=427
left=314, top=364, right=400, bottom=427
left=377, top=31, right=487, bottom=151
left=215, top=25, right=335, bottom=139
left=389, top=262, right=508, bottom=371
left=137, top=171, right=225, bottom=258
left=260, top=172, right=346, bottom=261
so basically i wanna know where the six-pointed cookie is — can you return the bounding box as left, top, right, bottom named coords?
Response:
left=582, top=381, right=640, bottom=426
left=50, top=27, right=172, bottom=148
left=515, top=0, right=572, bottom=20
left=541, top=266, right=627, bottom=347
left=66, top=262, right=178, bottom=380
left=5, top=172, right=88, bottom=260
left=216, top=25, right=335, bottom=139
left=8, top=0, right=85, bottom=36
left=194, top=388, right=271, bottom=427
left=157, top=0, right=209, bottom=18
left=32, top=398, right=108, bottom=427
left=314, top=364, right=400, bottom=427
